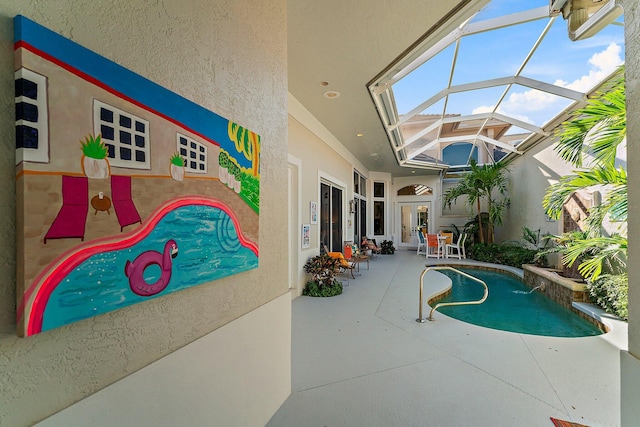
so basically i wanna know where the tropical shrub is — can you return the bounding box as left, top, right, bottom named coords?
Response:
left=381, top=240, right=395, bottom=254
left=543, top=66, right=627, bottom=281
left=303, top=280, right=343, bottom=297
left=303, top=254, right=343, bottom=297
left=586, top=274, right=628, bottom=320
left=443, top=159, right=510, bottom=244
left=467, top=243, right=537, bottom=268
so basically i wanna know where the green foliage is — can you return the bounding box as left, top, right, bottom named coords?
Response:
left=240, top=173, right=260, bottom=214
left=541, top=232, right=627, bottom=280
left=303, top=254, right=343, bottom=297
left=442, top=159, right=510, bottom=244
left=303, top=280, right=343, bottom=297
left=80, top=134, right=108, bottom=159
left=218, top=150, right=229, bottom=167
left=380, top=240, right=395, bottom=254
left=303, top=254, right=341, bottom=287
left=542, top=66, right=627, bottom=282
left=587, top=274, right=628, bottom=320
left=170, top=152, right=185, bottom=166
left=467, top=243, right=537, bottom=268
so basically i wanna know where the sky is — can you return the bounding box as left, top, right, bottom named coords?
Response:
left=392, top=0, right=625, bottom=131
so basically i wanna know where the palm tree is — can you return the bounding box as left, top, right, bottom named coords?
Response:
left=443, top=159, right=510, bottom=244
left=542, top=66, right=626, bottom=280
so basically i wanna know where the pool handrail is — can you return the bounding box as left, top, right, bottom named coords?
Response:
left=416, top=265, right=489, bottom=322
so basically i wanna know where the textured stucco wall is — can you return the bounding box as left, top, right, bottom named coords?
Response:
left=622, top=2, right=640, bottom=425
left=0, top=1, right=288, bottom=426
left=625, top=0, right=639, bottom=362
left=288, top=115, right=354, bottom=252
left=498, top=138, right=571, bottom=244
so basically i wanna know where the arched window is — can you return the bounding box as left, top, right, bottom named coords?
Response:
left=397, top=185, right=432, bottom=196
left=442, top=142, right=478, bottom=166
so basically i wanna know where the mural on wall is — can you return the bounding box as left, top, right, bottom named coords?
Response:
left=14, top=15, right=260, bottom=337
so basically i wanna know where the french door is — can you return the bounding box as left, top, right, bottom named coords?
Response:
left=320, top=182, right=343, bottom=252
left=398, top=202, right=430, bottom=249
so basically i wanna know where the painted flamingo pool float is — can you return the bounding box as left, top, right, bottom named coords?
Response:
left=125, top=239, right=179, bottom=296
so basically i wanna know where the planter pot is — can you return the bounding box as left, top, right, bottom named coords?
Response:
left=219, top=166, right=228, bottom=184
left=227, top=177, right=235, bottom=189
left=234, top=178, right=241, bottom=193
left=171, top=164, right=184, bottom=181
left=82, top=156, right=110, bottom=179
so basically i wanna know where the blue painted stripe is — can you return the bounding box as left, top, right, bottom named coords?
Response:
left=14, top=15, right=253, bottom=169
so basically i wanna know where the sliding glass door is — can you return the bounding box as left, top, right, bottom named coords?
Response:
left=320, top=182, right=343, bottom=252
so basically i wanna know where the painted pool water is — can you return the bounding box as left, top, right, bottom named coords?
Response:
left=40, top=204, right=258, bottom=333
left=435, top=267, right=602, bottom=337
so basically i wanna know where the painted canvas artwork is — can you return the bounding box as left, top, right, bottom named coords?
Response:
left=14, top=15, right=260, bottom=337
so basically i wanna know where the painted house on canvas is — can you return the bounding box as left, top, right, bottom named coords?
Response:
left=14, top=15, right=260, bottom=337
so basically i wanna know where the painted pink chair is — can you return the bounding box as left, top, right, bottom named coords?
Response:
left=44, top=176, right=89, bottom=243
left=111, top=175, right=142, bottom=232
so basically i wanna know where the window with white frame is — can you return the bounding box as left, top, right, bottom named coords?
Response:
left=93, top=100, right=150, bottom=169
left=373, top=182, right=385, bottom=235
left=177, top=133, right=207, bottom=173
left=15, top=68, right=49, bottom=164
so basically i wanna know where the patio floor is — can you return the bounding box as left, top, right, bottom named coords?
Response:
left=267, top=249, right=627, bottom=427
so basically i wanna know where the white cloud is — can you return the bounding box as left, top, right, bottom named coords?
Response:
left=555, top=43, right=623, bottom=92
left=477, top=43, right=623, bottom=125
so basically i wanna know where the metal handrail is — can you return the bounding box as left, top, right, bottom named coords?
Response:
left=416, top=265, right=488, bottom=323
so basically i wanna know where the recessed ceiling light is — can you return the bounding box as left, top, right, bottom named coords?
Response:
left=356, top=133, right=364, bottom=137
left=323, top=90, right=340, bottom=99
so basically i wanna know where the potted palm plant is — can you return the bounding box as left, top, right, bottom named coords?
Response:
left=80, top=134, right=110, bottom=179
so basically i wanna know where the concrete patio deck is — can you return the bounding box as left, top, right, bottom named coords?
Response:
left=267, top=249, right=627, bottom=427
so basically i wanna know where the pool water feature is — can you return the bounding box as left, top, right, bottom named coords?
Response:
left=434, top=267, right=602, bottom=337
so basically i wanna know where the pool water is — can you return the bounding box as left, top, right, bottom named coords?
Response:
left=435, top=268, right=603, bottom=337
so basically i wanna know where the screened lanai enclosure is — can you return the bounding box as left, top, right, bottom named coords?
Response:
left=369, top=0, right=624, bottom=173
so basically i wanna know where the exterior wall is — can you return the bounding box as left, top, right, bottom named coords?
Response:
left=391, top=174, right=455, bottom=247
left=288, top=94, right=372, bottom=296
left=623, top=0, right=640, bottom=425
left=497, top=137, right=571, bottom=244
left=0, top=1, right=289, bottom=426
left=288, top=114, right=355, bottom=295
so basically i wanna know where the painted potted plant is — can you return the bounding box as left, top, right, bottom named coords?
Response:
left=233, top=165, right=242, bottom=193
left=227, top=160, right=237, bottom=189
left=80, top=134, right=110, bottom=179
left=218, top=150, right=229, bottom=184
left=170, top=153, right=185, bottom=181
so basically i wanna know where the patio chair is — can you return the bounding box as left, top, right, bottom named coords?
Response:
left=111, top=175, right=142, bottom=232
left=416, top=231, right=428, bottom=256
left=348, top=243, right=369, bottom=271
left=446, top=233, right=467, bottom=259
left=44, top=175, right=89, bottom=243
left=426, top=234, right=441, bottom=258
left=439, top=231, right=454, bottom=246
left=324, top=244, right=356, bottom=282
left=361, top=236, right=382, bottom=258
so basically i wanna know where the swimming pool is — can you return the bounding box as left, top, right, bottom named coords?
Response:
left=433, top=267, right=603, bottom=337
